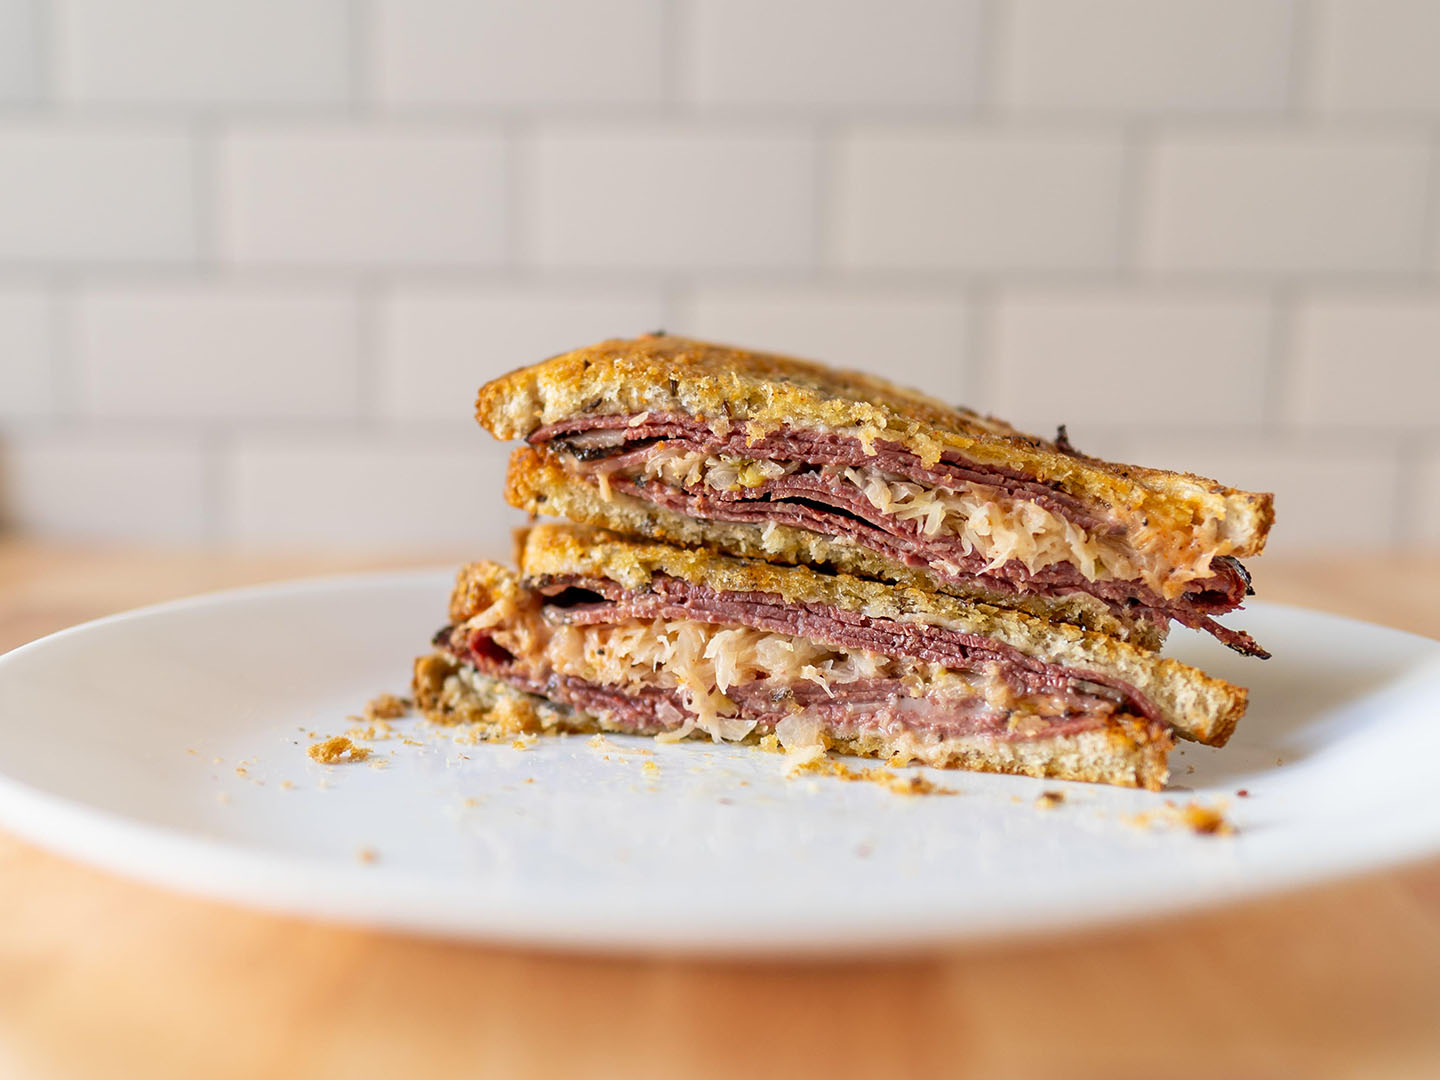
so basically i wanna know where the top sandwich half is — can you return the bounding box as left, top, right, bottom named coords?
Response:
left=477, top=334, right=1275, bottom=656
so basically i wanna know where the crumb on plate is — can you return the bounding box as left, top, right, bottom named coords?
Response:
left=1129, top=799, right=1236, bottom=836
left=790, top=755, right=956, bottom=797
left=1035, top=790, right=1065, bottom=809
left=365, top=692, right=411, bottom=721
left=307, top=736, right=371, bottom=764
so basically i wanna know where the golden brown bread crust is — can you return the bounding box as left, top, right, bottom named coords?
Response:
left=505, top=443, right=1169, bottom=650
left=447, top=522, right=1246, bottom=747
left=476, top=334, right=1274, bottom=558
left=412, top=652, right=1171, bottom=790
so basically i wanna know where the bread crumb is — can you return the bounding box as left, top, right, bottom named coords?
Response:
left=790, top=756, right=955, bottom=797
left=1035, top=790, right=1065, bottom=809
left=511, top=733, right=538, bottom=751
left=211, top=756, right=223, bottom=765
left=185, top=748, right=198, bottom=756
left=1178, top=801, right=1235, bottom=836
left=307, top=736, right=371, bottom=764
left=642, top=760, right=660, bottom=778
left=346, top=719, right=394, bottom=742
left=356, top=847, right=378, bottom=865
left=281, top=780, right=294, bottom=790
left=364, top=693, right=410, bottom=721
left=1129, top=799, right=1236, bottom=836
left=234, top=766, right=248, bottom=778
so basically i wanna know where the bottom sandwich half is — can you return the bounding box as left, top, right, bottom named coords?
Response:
left=413, top=526, right=1250, bottom=791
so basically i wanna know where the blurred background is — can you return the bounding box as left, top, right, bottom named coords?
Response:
left=0, top=0, right=1436, bottom=555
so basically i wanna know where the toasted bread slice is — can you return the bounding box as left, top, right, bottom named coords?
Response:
left=477, top=335, right=1273, bottom=655
left=476, top=334, right=1274, bottom=558
left=413, top=652, right=1173, bottom=791
left=505, top=443, right=1168, bottom=649
left=447, top=522, right=1246, bottom=747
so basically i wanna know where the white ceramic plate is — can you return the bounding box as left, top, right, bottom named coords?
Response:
left=0, top=573, right=1437, bottom=955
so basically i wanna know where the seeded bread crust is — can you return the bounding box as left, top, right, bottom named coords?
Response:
left=412, top=652, right=1172, bottom=791
left=475, top=334, right=1274, bottom=557
left=448, top=524, right=1246, bottom=747
left=505, top=443, right=1169, bottom=650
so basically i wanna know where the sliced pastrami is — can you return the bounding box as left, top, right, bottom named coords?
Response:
left=531, top=412, right=1111, bottom=531
left=613, top=474, right=1266, bottom=658
left=441, top=640, right=1123, bottom=746
left=526, top=573, right=1162, bottom=723
left=527, top=412, right=1265, bottom=657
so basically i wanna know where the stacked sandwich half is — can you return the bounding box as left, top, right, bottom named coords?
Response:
left=414, top=334, right=1274, bottom=790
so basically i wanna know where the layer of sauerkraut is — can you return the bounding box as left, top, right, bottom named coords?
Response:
left=619, top=445, right=1221, bottom=600
left=462, top=580, right=1081, bottom=744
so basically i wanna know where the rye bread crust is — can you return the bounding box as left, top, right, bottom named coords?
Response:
left=413, top=652, right=1171, bottom=791
left=505, top=443, right=1169, bottom=650
left=475, top=334, right=1274, bottom=558
left=449, top=523, right=1247, bottom=747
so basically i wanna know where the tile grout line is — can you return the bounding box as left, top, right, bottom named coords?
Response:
left=190, top=119, right=218, bottom=271
left=656, top=277, right=683, bottom=335
left=1115, top=121, right=1150, bottom=279
left=353, top=276, right=381, bottom=430
left=1421, top=127, right=1440, bottom=277
left=811, top=120, right=834, bottom=276
left=965, top=284, right=993, bottom=406
left=1391, top=434, right=1421, bottom=546
left=201, top=426, right=232, bottom=543
left=48, top=274, right=78, bottom=422
left=972, top=0, right=1003, bottom=120
left=349, top=0, right=374, bottom=115
left=659, top=0, right=683, bottom=110
left=503, top=118, right=531, bottom=272
left=33, top=0, right=56, bottom=104
left=1286, top=0, right=1316, bottom=118
left=1261, top=286, right=1297, bottom=432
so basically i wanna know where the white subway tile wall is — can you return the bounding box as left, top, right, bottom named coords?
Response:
left=0, top=289, right=53, bottom=418
left=997, top=0, right=1296, bottom=115
left=526, top=126, right=817, bottom=269
left=57, top=0, right=351, bottom=107
left=74, top=284, right=360, bottom=420
left=0, top=0, right=41, bottom=104
left=685, top=0, right=983, bottom=108
left=377, top=287, right=665, bottom=423
left=676, top=287, right=971, bottom=403
left=835, top=130, right=1125, bottom=270
left=0, top=0, right=1435, bottom=552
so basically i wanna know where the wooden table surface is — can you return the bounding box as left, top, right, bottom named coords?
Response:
left=1, top=541, right=1438, bottom=1079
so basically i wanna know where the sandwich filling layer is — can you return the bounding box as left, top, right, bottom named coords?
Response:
left=527, top=412, right=1263, bottom=656
left=432, top=565, right=1171, bottom=757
